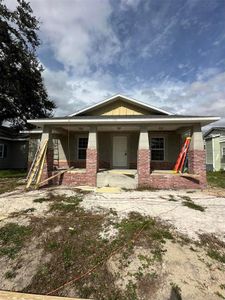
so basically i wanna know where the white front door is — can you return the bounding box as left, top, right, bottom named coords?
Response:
left=113, top=136, right=128, bottom=168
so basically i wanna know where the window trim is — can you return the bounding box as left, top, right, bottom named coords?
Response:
left=77, top=136, right=88, bottom=160
left=0, top=144, right=4, bottom=159
left=150, top=137, right=165, bottom=161
left=222, top=147, right=225, bottom=157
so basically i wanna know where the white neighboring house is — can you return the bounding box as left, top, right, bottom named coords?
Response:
left=204, top=127, right=225, bottom=171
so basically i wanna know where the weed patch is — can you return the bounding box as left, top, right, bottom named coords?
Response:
left=0, top=223, right=32, bottom=258
left=182, top=199, right=205, bottom=212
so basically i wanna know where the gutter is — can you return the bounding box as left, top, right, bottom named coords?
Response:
left=27, top=116, right=220, bottom=126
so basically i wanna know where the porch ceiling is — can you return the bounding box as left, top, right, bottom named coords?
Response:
left=53, top=124, right=191, bottom=132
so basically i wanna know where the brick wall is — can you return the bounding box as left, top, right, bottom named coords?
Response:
left=188, top=149, right=207, bottom=187
left=137, top=149, right=150, bottom=186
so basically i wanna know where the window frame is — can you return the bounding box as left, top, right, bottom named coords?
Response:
left=0, top=144, right=4, bottom=159
left=77, top=136, right=88, bottom=160
left=150, top=137, right=165, bottom=161
left=222, top=147, right=225, bottom=157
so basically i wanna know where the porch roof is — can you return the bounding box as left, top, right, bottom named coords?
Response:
left=27, top=114, right=220, bottom=127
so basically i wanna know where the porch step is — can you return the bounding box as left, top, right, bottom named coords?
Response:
left=97, top=170, right=137, bottom=189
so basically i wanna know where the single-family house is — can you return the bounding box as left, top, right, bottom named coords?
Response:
left=204, top=127, right=225, bottom=171
left=27, top=94, right=219, bottom=189
left=0, top=126, right=29, bottom=169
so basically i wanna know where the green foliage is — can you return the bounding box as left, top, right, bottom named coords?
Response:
left=0, top=223, right=32, bottom=258
left=207, top=171, right=225, bottom=189
left=5, top=270, right=17, bottom=279
left=170, top=282, right=182, bottom=300
left=182, top=201, right=205, bottom=212
left=0, top=0, right=55, bottom=129
left=0, top=169, right=26, bottom=178
left=207, top=249, right=225, bottom=264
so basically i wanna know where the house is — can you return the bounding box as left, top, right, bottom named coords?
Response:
left=0, top=126, right=29, bottom=169
left=27, top=94, right=219, bottom=189
left=204, top=127, right=225, bottom=171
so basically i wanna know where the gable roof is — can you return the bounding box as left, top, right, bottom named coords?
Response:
left=68, top=94, right=173, bottom=116
left=203, top=126, right=225, bottom=138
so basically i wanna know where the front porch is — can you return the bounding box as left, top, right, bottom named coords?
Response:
left=35, top=123, right=206, bottom=189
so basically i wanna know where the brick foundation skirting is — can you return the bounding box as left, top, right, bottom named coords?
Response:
left=151, top=161, right=174, bottom=170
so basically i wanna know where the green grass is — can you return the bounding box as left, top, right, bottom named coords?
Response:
left=207, top=249, right=225, bottom=264
left=207, top=171, right=225, bottom=189
left=182, top=201, right=205, bottom=212
left=0, top=223, right=32, bottom=258
left=0, top=169, right=26, bottom=178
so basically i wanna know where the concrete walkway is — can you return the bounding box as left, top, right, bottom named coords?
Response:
left=97, top=169, right=137, bottom=189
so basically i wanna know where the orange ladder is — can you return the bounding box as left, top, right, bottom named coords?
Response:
left=174, top=137, right=191, bottom=173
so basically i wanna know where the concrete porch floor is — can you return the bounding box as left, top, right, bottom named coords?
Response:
left=97, top=169, right=138, bottom=189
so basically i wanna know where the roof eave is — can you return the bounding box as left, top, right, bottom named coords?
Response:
left=27, top=116, right=220, bottom=127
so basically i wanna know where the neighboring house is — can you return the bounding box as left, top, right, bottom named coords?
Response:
left=27, top=94, right=219, bottom=189
left=0, top=126, right=29, bottom=169
left=204, top=127, right=225, bottom=171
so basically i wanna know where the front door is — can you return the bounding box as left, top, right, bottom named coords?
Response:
left=113, top=136, right=128, bottom=168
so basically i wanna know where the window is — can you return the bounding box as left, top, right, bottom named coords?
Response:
left=78, top=137, right=88, bottom=160
left=222, top=147, right=225, bottom=157
left=0, top=144, right=7, bottom=159
left=151, top=138, right=165, bottom=161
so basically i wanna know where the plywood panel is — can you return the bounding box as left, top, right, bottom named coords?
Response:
left=0, top=290, right=89, bottom=300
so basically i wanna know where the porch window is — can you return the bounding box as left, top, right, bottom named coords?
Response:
left=78, top=137, right=88, bottom=160
left=151, top=138, right=165, bottom=161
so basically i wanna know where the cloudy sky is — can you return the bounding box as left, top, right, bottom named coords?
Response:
left=6, top=0, right=225, bottom=127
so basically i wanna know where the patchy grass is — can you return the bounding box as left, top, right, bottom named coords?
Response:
left=22, top=201, right=174, bottom=299
left=182, top=201, right=205, bottom=212
left=207, top=171, right=225, bottom=189
left=168, top=194, right=178, bottom=202
left=207, top=249, right=225, bottom=264
left=0, top=169, right=26, bottom=178
left=179, top=195, right=205, bottom=212
left=0, top=178, right=23, bottom=194
left=170, top=283, right=182, bottom=300
left=199, top=233, right=225, bottom=264
left=0, top=223, right=32, bottom=258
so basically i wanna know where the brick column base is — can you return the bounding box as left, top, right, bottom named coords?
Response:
left=86, top=148, right=98, bottom=186
left=41, top=148, right=54, bottom=183
left=137, top=149, right=150, bottom=187
left=188, top=149, right=207, bottom=187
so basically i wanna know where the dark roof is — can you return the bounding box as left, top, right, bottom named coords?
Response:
left=31, top=114, right=215, bottom=121
left=0, top=126, right=29, bottom=140
left=203, top=126, right=225, bottom=138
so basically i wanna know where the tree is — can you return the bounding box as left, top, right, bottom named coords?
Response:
left=0, top=0, right=55, bottom=129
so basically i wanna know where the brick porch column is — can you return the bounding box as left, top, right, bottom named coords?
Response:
left=137, top=127, right=150, bottom=187
left=188, top=124, right=207, bottom=187
left=86, top=126, right=98, bottom=186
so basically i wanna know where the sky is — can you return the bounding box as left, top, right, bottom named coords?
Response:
left=5, top=0, right=225, bottom=127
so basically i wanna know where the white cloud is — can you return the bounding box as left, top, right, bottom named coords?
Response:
left=5, top=0, right=120, bottom=73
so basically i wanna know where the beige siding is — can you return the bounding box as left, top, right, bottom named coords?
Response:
left=87, top=100, right=152, bottom=116
left=214, top=137, right=221, bottom=171
left=220, top=141, right=225, bottom=170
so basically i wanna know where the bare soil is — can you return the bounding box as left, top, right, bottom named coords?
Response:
left=0, top=185, right=224, bottom=299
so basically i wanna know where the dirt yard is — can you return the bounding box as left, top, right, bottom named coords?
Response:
left=0, top=184, right=225, bottom=300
